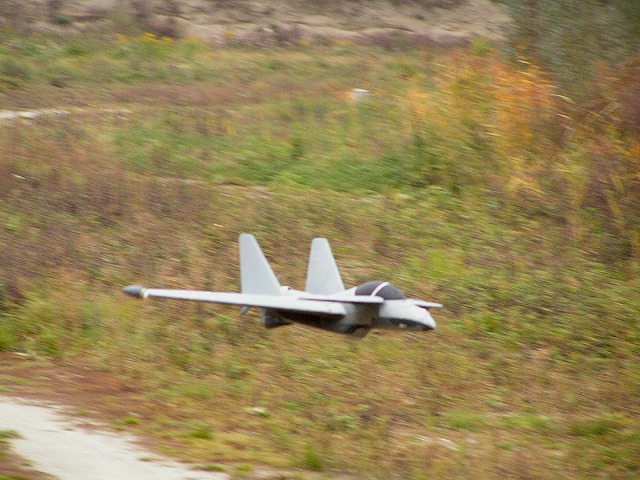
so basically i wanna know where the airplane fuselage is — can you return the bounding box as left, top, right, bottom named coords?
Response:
left=265, top=286, right=436, bottom=337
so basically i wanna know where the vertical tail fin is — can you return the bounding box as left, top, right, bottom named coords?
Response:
left=305, top=238, right=345, bottom=295
left=239, top=234, right=281, bottom=295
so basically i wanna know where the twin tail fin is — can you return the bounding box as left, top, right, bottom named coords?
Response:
left=239, top=234, right=345, bottom=296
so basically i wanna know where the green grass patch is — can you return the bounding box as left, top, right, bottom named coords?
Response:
left=0, top=318, right=15, bottom=351
left=0, top=430, right=20, bottom=440
left=441, top=410, right=486, bottom=431
left=187, top=425, right=214, bottom=440
left=199, top=464, right=225, bottom=472
left=502, top=414, right=552, bottom=433
left=301, top=445, right=323, bottom=471
left=568, top=415, right=626, bottom=438
left=117, top=416, right=141, bottom=427
left=229, top=464, right=254, bottom=478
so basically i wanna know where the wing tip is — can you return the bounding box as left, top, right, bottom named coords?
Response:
left=239, top=233, right=257, bottom=244
left=123, top=285, right=147, bottom=299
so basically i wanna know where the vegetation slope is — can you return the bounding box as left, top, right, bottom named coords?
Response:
left=0, top=15, right=639, bottom=480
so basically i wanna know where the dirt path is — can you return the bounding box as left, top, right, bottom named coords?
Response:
left=0, top=107, right=132, bottom=122
left=0, top=397, right=228, bottom=480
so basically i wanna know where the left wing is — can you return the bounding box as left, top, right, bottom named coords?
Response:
left=123, top=286, right=346, bottom=317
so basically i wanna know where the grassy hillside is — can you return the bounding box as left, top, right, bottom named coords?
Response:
left=0, top=30, right=639, bottom=479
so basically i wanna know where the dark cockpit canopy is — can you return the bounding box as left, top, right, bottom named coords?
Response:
left=355, top=281, right=405, bottom=300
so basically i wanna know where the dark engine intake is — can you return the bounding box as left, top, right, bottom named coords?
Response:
left=260, top=310, right=291, bottom=329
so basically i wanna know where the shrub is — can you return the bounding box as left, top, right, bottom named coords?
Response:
left=0, top=75, right=23, bottom=92
left=0, top=318, right=15, bottom=351
left=302, top=445, right=323, bottom=470
left=0, top=57, right=32, bottom=80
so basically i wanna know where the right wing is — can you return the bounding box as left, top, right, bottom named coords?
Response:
left=300, top=294, right=384, bottom=304
left=123, top=286, right=346, bottom=317
left=408, top=299, right=443, bottom=310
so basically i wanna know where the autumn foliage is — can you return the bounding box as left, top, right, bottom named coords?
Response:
left=403, top=50, right=640, bottom=261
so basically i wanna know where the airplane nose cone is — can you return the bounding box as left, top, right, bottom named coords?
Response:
left=123, top=285, right=146, bottom=298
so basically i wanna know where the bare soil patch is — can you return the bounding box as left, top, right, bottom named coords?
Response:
left=0, top=353, right=184, bottom=469
left=0, top=352, right=161, bottom=433
left=8, top=0, right=511, bottom=46
left=0, top=352, right=327, bottom=480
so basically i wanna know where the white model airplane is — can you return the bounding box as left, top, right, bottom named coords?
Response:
left=123, top=234, right=441, bottom=338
